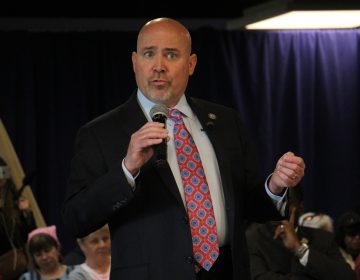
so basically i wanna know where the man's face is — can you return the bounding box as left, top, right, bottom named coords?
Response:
left=132, top=21, right=197, bottom=108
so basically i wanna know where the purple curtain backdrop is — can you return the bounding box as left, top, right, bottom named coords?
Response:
left=1, top=28, right=359, bottom=252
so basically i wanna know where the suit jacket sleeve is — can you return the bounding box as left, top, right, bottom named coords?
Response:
left=62, top=121, right=135, bottom=238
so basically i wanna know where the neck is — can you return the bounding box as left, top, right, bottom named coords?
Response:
left=86, top=257, right=111, bottom=274
left=40, top=263, right=65, bottom=279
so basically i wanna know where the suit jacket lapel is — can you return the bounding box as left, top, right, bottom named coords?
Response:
left=152, top=157, right=185, bottom=208
left=119, top=92, right=148, bottom=136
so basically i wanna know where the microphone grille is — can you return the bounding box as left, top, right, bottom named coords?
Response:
left=150, top=104, right=168, bottom=120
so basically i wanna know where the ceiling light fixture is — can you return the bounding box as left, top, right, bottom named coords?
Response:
left=227, top=0, right=360, bottom=30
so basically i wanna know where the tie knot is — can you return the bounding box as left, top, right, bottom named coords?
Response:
left=168, top=109, right=183, bottom=122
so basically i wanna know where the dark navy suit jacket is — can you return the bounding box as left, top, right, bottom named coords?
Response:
left=62, top=92, right=282, bottom=280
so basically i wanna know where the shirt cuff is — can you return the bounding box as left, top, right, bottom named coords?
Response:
left=265, top=173, right=288, bottom=213
left=122, top=158, right=140, bottom=190
left=299, top=249, right=310, bottom=266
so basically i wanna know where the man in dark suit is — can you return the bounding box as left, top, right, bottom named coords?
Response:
left=246, top=188, right=355, bottom=279
left=62, top=17, right=305, bottom=280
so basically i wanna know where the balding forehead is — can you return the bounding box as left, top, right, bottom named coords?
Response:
left=137, top=18, right=192, bottom=53
left=143, top=18, right=187, bottom=32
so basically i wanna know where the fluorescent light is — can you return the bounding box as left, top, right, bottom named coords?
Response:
left=226, top=0, right=360, bottom=30
left=246, top=10, right=360, bottom=29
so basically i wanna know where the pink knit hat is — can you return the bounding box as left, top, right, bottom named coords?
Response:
left=28, top=225, right=59, bottom=244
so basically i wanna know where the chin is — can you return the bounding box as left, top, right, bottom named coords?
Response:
left=150, top=95, right=171, bottom=106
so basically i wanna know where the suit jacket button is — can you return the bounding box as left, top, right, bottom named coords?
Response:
left=185, top=256, right=194, bottom=264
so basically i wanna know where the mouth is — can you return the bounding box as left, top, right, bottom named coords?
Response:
left=96, top=250, right=110, bottom=255
left=150, top=74, right=170, bottom=84
left=39, top=260, right=51, bottom=266
left=151, top=79, right=168, bottom=86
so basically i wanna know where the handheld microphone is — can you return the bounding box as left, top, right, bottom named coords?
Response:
left=150, top=104, right=168, bottom=166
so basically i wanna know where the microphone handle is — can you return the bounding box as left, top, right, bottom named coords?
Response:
left=154, top=139, right=167, bottom=161
left=152, top=114, right=167, bottom=166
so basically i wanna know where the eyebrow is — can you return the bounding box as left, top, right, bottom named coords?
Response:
left=141, top=46, right=179, bottom=53
left=142, top=46, right=156, bottom=51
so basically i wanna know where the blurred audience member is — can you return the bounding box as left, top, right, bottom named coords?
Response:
left=246, top=187, right=355, bottom=279
left=335, top=211, right=360, bottom=271
left=298, top=211, right=334, bottom=232
left=69, top=224, right=111, bottom=280
left=18, top=225, right=76, bottom=280
left=0, top=157, right=36, bottom=280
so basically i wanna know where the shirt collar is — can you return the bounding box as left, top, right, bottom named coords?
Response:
left=136, top=89, right=194, bottom=120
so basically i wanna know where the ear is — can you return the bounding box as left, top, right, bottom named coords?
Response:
left=131, top=51, right=137, bottom=73
left=188, top=54, right=197, bottom=76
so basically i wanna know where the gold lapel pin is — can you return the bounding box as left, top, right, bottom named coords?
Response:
left=208, top=113, right=216, bottom=120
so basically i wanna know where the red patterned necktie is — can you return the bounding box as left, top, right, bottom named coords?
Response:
left=168, top=108, right=219, bottom=271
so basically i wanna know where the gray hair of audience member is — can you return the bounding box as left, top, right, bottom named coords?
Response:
left=298, top=212, right=334, bottom=232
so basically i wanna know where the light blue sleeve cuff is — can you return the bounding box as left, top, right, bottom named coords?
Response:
left=265, top=173, right=288, bottom=213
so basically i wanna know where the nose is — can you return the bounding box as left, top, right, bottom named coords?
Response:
left=98, top=240, right=106, bottom=247
left=153, top=56, right=165, bottom=73
left=98, top=238, right=110, bottom=247
left=153, top=65, right=165, bottom=73
left=38, top=252, right=49, bottom=260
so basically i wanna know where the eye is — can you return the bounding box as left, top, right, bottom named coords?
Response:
left=44, top=248, right=52, bottom=253
left=166, top=52, right=177, bottom=60
left=90, top=238, right=99, bottom=244
left=143, top=50, right=154, bottom=58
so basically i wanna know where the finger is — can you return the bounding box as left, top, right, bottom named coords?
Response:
left=273, top=169, right=297, bottom=187
left=132, top=126, right=168, bottom=147
left=275, top=159, right=304, bottom=184
left=137, top=122, right=167, bottom=135
left=277, top=158, right=304, bottom=175
left=273, top=223, right=285, bottom=239
left=289, top=206, right=296, bottom=226
left=281, top=154, right=306, bottom=172
left=280, top=151, right=305, bottom=166
left=275, top=165, right=297, bottom=179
